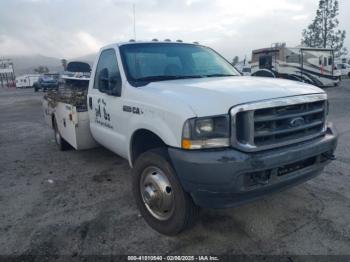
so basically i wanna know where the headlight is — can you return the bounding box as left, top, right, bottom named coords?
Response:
left=182, top=115, right=230, bottom=149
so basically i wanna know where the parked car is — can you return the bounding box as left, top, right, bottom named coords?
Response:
left=241, top=66, right=251, bottom=76
left=34, top=74, right=59, bottom=92
left=43, top=40, right=337, bottom=235
left=335, top=63, right=350, bottom=78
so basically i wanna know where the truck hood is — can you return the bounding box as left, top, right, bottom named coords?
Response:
left=141, top=76, right=325, bottom=116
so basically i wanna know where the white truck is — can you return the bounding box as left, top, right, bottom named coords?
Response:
left=43, top=41, right=337, bottom=235
left=335, top=62, right=350, bottom=78
left=16, top=74, right=40, bottom=88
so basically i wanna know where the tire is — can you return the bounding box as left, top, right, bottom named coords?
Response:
left=53, top=119, right=70, bottom=151
left=132, top=148, right=199, bottom=235
left=348, top=72, right=350, bottom=78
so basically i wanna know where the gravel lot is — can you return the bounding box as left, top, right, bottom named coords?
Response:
left=1, top=81, right=350, bottom=258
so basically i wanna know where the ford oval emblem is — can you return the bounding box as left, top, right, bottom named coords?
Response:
left=289, top=117, right=305, bottom=128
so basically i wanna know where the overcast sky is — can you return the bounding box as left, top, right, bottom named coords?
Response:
left=0, top=0, right=349, bottom=60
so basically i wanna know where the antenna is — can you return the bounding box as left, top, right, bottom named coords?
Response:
left=133, top=4, right=136, bottom=40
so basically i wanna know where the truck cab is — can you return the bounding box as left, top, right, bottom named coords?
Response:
left=45, top=41, right=337, bottom=235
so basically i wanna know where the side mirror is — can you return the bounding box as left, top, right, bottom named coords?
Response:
left=98, top=68, right=109, bottom=92
left=109, top=75, right=122, bottom=96
left=98, top=68, right=122, bottom=96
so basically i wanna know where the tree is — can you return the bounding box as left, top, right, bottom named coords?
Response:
left=34, top=66, right=49, bottom=74
left=232, top=56, right=239, bottom=66
left=61, top=59, right=67, bottom=71
left=301, top=0, right=347, bottom=57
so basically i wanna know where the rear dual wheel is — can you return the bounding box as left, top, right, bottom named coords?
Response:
left=132, top=148, right=199, bottom=235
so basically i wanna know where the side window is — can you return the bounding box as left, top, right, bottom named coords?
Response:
left=328, top=56, right=333, bottom=66
left=94, top=49, right=122, bottom=96
left=259, top=55, right=273, bottom=69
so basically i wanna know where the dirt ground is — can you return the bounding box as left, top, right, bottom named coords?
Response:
left=0, top=81, right=350, bottom=258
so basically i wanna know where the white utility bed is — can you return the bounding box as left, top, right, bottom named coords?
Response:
left=43, top=89, right=98, bottom=150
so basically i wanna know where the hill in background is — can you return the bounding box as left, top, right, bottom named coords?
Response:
left=4, top=53, right=97, bottom=76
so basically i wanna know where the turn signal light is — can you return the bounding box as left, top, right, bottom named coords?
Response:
left=182, top=139, right=192, bottom=149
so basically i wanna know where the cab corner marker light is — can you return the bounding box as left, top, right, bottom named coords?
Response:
left=182, top=139, right=192, bottom=149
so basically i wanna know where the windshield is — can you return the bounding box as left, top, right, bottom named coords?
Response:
left=120, top=43, right=239, bottom=86
left=42, top=76, right=54, bottom=81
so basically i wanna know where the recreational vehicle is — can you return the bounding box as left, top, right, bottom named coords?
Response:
left=16, top=74, right=40, bottom=88
left=251, top=46, right=340, bottom=87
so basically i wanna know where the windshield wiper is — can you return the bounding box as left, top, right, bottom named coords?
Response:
left=205, top=74, right=237, bottom=77
left=135, top=75, right=204, bottom=82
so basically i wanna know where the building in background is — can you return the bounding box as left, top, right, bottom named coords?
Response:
left=0, top=59, right=16, bottom=88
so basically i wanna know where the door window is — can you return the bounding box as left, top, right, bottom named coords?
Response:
left=328, top=56, right=333, bottom=66
left=94, top=49, right=122, bottom=96
left=259, top=55, right=272, bottom=69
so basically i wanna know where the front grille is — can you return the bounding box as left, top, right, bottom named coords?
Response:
left=231, top=94, right=327, bottom=151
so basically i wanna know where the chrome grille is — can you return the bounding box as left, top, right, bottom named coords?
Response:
left=231, top=94, right=327, bottom=152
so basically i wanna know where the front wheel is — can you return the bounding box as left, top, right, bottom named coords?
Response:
left=132, top=148, right=199, bottom=235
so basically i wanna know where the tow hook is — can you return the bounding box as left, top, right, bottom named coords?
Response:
left=322, top=152, right=336, bottom=161
left=251, top=172, right=270, bottom=186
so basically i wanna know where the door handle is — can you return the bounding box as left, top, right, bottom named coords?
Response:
left=89, top=97, right=92, bottom=110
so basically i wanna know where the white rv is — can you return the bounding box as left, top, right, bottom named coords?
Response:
left=16, top=74, right=40, bottom=88
left=251, top=46, right=340, bottom=87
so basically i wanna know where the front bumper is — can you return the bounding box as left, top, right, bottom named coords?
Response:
left=40, top=83, right=58, bottom=89
left=168, top=124, right=337, bottom=208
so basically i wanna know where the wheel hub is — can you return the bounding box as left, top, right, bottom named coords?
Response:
left=143, top=185, right=158, bottom=207
left=140, top=167, right=174, bottom=220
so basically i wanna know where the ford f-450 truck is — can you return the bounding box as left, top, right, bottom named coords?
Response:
left=43, top=41, right=337, bottom=235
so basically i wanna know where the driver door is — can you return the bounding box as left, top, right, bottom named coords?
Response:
left=88, top=48, right=127, bottom=158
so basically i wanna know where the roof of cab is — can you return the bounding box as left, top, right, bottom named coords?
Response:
left=100, top=40, right=201, bottom=51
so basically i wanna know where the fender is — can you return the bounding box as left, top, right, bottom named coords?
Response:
left=126, top=116, right=181, bottom=167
